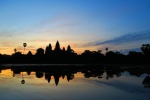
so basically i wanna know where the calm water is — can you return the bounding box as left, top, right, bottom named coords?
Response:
left=0, top=64, right=150, bottom=100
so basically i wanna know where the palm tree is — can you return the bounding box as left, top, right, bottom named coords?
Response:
left=14, top=48, right=17, bottom=53
left=23, top=43, right=27, bottom=54
left=106, top=47, right=108, bottom=52
left=98, top=50, right=102, bottom=54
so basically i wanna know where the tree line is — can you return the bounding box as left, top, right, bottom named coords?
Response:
left=0, top=41, right=150, bottom=64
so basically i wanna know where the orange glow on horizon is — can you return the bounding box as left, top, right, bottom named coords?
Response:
left=0, top=41, right=101, bottom=55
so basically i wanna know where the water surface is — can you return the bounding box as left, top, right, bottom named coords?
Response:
left=0, top=64, right=150, bottom=100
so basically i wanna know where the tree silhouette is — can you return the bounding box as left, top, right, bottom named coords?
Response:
left=36, top=48, right=44, bottom=56
left=106, top=47, right=108, bottom=52
left=141, top=44, right=150, bottom=56
left=23, top=43, right=27, bottom=54
left=141, top=44, right=150, bottom=64
left=98, top=50, right=102, bottom=54
left=27, top=51, right=32, bottom=56
left=14, top=48, right=17, bottom=53
left=1, top=41, right=150, bottom=64
left=13, top=51, right=22, bottom=56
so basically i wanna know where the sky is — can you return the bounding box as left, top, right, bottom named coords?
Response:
left=0, top=0, right=150, bottom=55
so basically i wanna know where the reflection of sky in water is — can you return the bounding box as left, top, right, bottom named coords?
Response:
left=0, top=69, right=150, bottom=100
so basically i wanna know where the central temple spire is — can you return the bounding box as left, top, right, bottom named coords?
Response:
left=54, top=41, right=61, bottom=51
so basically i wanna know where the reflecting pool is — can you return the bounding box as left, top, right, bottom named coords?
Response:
left=0, top=64, right=150, bottom=100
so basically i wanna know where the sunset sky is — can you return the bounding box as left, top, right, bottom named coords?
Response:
left=0, top=0, right=150, bottom=55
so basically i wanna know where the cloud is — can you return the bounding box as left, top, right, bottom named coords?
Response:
left=90, top=31, right=150, bottom=46
left=0, top=32, right=14, bottom=38
left=22, top=13, right=79, bottom=34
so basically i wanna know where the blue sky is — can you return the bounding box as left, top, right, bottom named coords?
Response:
left=0, top=0, right=150, bottom=54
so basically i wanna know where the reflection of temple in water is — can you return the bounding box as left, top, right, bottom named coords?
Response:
left=11, top=66, right=75, bottom=86
left=1, top=65, right=150, bottom=87
left=44, top=72, right=74, bottom=86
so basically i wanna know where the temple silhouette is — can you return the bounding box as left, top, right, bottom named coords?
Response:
left=0, top=41, right=150, bottom=64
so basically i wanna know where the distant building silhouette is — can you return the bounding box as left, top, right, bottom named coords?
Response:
left=67, top=45, right=74, bottom=53
left=54, top=41, right=61, bottom=52
left=45, top=43, right=52, bottom=55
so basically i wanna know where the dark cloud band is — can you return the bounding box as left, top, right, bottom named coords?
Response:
left=92, top=31, right=150, bottom=45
